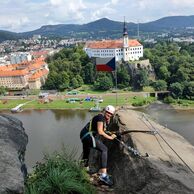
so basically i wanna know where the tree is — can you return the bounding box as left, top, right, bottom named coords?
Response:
left=43, top=72, right=59, bottom=89
left=94, top=76, right=113, bottom=91
left=59, top=72, right=70, bottom=91
left=158, top=65, right=170, bottom=80
left=176, top=68, right=189, bottom=82
left=0, top=86, right=7, bottom=95
left=133, top=69, right=149, bottom=91
left=71, top=53, right=81, bottom=61
left=183, top=81, right=194, bottom=100
left=71, top=78, right=79, bottom=89
left=82, top=62, right=95, bottom=84
left=76, top=75, right=84, bottom=87
left=117, top=64, right=130, bottom=88
left=169, top=82, right=183, bottom=99
left=152, top=80, right=167, bottom=91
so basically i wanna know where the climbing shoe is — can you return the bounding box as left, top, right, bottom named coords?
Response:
left=99, top=174, right=113, bottom=186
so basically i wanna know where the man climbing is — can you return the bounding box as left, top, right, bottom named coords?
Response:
left=80, top=105, right=117, bottom=186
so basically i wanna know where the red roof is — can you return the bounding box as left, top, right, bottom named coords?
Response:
left=0, top=69, right=29, bottom=77
left=28, top=69, right=49, bottom=81
left=85, top=39, right=142, bottom=49
left=31, top=51, right=49, bottom=57
left=0, top=57, right=47, bottom=77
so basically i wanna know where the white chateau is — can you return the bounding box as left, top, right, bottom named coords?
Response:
left=84, top=21, right=143, bottom=62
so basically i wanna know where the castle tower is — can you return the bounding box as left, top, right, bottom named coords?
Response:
left=123, top=17, right=129, bottom=61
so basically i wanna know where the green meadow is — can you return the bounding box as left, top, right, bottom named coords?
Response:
left=0, top=96, right=156, bottom=110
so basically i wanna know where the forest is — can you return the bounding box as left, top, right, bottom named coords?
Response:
left=43, top=42, right=194, bottom=100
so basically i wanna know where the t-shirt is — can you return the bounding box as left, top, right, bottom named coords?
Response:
left=91, top=113, right=105, bottom=134
left=80, top=113, right=106, bottom=140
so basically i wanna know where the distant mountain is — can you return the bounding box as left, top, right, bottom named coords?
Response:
left=0, top=30, right=20, bottom=42
left=19, top=18, right=127, bottom=39
left=1, top=15, right=194, bottom=42
left=140, top=15, right=194, bottom=31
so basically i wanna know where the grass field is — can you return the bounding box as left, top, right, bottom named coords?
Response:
left=0, top=96, right=156, bottom=110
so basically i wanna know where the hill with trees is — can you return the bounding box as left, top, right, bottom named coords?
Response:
left=44, top=42, right=194, bottom=101
left=143, top=41, right=194, bottom=99
left=0, top=30, right=20, bottom=42
left=43, top=45, right=130, bottom=91
left=1, top=15, right=194, bottom=42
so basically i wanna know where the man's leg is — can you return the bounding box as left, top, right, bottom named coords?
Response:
left=82, top=141, right=91, bottom=167
left=95, top=139, right=113, bottom=186
left=95, top=139, right=108, bottom=173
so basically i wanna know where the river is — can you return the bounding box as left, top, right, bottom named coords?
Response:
left=139, top=103, right=194, bottom=146
left=1, top=106, right=194, bottom=170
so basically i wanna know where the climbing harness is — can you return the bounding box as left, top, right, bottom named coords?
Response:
left=140, top=113, right=194, bottom=175
left=80, top=119, right=93, bottom=141
left=81, top=118, right=96, bottom=147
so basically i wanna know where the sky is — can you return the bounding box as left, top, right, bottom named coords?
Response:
left=1, top=0, right=194, bottom=32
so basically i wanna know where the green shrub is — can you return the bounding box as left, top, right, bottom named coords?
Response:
left=131, top=96, right=155, bottom=107
left=25, top=150, right=95, bottom=194
left=132, top=101, right=145, bottom=106
left=142, top=86, right=155, bottom=92
left=163, top=96, right=175, bottom=104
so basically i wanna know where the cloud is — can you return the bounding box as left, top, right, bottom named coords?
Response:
left=171, top=0, right=194, bottom=6
left=89, top=0, right=120, bottom=21
left=0, top=15, right=29, bottom=31
left=1, top=0, right=194, bottom=32
left=0, top=0, right=87, bottom=32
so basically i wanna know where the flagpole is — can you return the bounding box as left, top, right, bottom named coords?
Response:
left=115, top=61, right=118, bottom=107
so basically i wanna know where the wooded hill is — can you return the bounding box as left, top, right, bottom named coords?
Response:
left=43, top=42, right=194, bottom=100
left=1, top=15, right=194, bottom=42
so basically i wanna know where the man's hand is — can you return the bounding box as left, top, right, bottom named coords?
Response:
left=111, top=134, right=117, bottom=139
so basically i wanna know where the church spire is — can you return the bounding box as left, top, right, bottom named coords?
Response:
left=123, top=16, right=128, bottom=49
left=123, top=16, right=129, bottom=61
left=123, top=16, right=128, bottom=36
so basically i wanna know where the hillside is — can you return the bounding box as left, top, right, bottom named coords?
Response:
left=0, top=15, right=194, bottom=42
left=20, top=16, right=194, bottom=38
left=0, top=30, right=20, bottom=42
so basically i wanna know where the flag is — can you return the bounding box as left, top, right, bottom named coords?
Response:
left=96, top=57, right=116, bottom=72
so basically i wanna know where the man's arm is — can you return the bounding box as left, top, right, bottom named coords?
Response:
left=97, top=121, right=116, bottom=140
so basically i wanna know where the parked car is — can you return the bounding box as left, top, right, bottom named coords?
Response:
left=66, top=98, right=81, bottom=103
left=66, top=90, right=79, bottom=95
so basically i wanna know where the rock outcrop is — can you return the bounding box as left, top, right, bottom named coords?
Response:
left=0, top=114, right=28, bottom=194
left=90, top=109, right=194, bottom=194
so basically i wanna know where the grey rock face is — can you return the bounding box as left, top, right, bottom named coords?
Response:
left=0, top=114, right=28, bottom=194
left=109, top=110, right=194, bottom=194
left=89, top=109, right=194, bottom=194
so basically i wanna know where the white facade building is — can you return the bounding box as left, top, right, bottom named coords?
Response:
left=10, top=52, right=32, bottom=64
left=84, top=21, right=143, bottom=62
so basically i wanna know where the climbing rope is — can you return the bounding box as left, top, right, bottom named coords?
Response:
left=114, top=137, right=149, bottom=158
left=112, top=129, right=157, bottom=136
left=106, top=131, right=149, bottom=158
left=140, top=113, right=194, bottom=175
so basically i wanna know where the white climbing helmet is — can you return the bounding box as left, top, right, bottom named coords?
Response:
left=105, top=105, right=115, bottom=115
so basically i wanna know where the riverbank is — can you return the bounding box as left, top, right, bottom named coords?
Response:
left=1, top=94, right=194, bottom=111
left=0, top=95, right=156, bottom=110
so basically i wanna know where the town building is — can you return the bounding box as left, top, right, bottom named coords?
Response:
left=84, top=21, right=143, bottom=62
left=10, top=52, right=32, bottom=64
left=32, top=34, right=41, bottom=40
left=0, top=57, right=49, bottom=90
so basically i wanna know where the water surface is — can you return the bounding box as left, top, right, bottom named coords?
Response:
left=1, top=107, right=194, bottom=169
